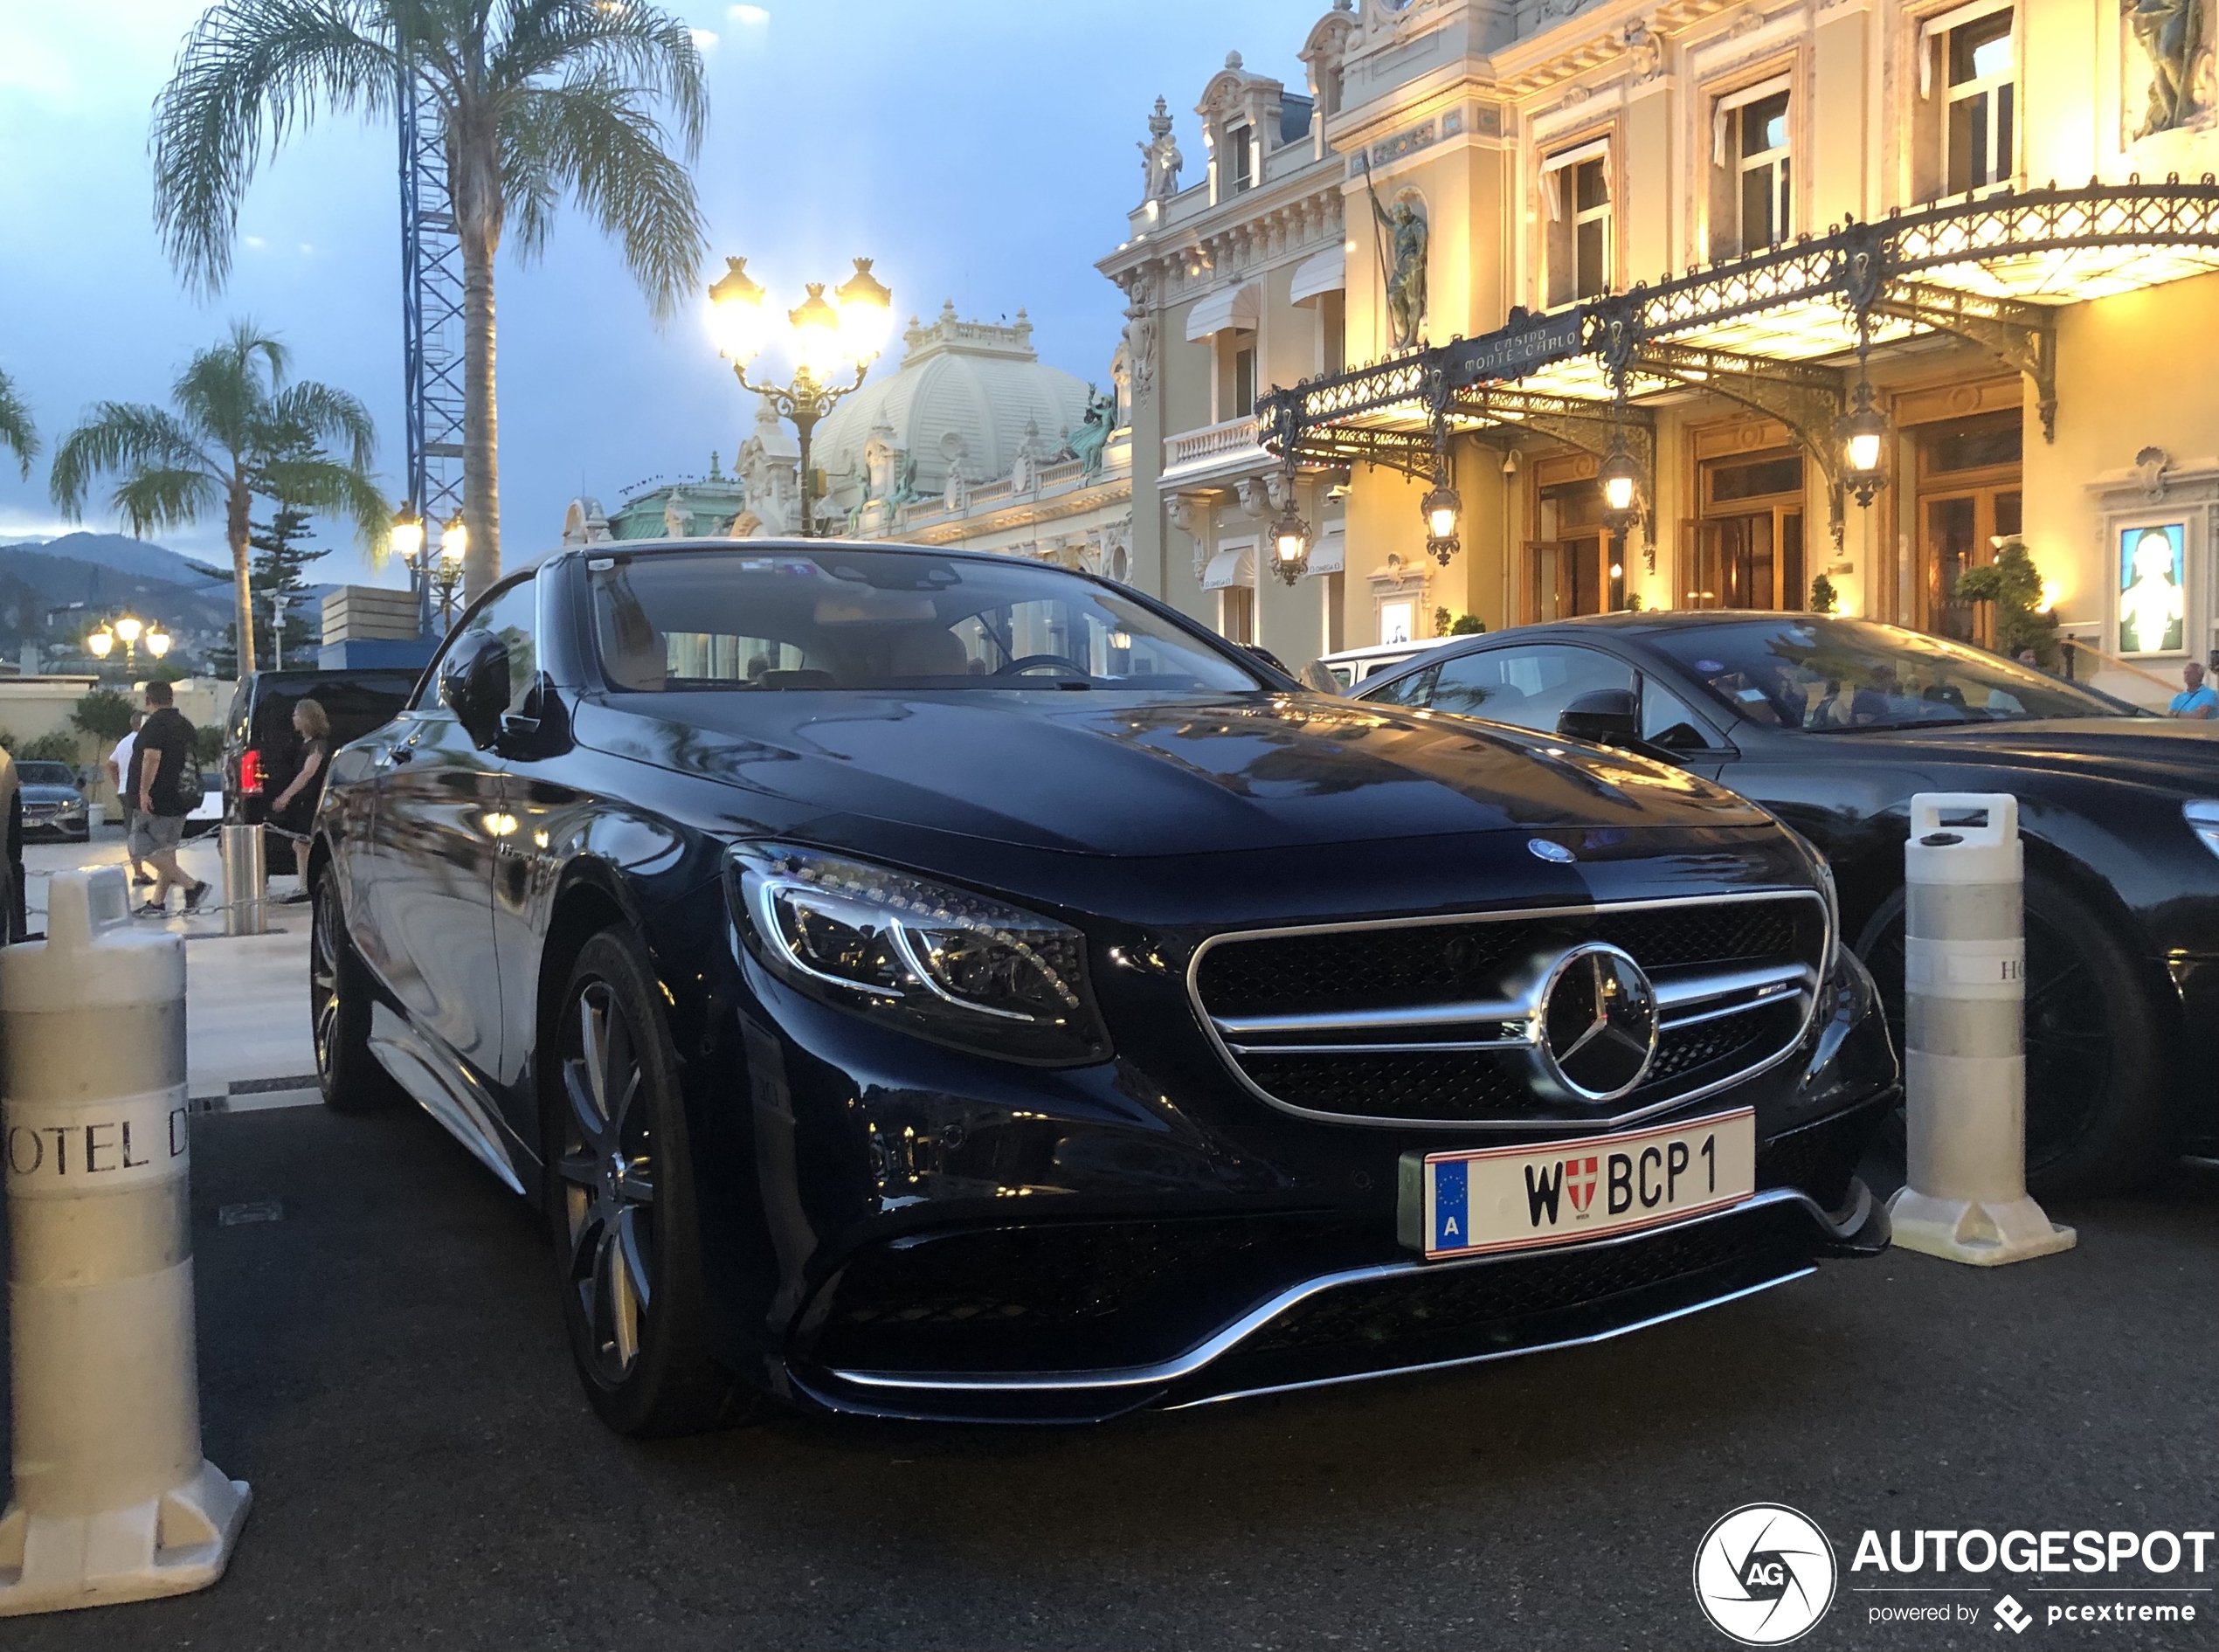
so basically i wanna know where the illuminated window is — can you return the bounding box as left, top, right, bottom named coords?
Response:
left=1945, top=10, right=2015, bottom=193
left=1229, top=125, right=1254, bottom=193
left=1544, top=142, right=1613, bottom=306
left=1736, top=91, right=1792, bottom=251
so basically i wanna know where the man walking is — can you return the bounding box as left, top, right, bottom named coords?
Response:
left=132, top=681, right=207, bottom=916
left=107, top=708, right=150, bottom=888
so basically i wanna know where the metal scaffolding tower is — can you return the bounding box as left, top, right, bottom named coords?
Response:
left=398, top=66, right=467, bottom=636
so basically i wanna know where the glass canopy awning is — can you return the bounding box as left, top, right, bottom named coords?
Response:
left=1260, top=179, right=2219, bottom=499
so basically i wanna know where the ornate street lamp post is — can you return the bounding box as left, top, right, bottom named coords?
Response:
left=434, top=512, right=468, bottom=630
left=709, top=255, right=894, bottom=539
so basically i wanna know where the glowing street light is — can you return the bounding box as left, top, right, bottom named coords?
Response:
left=709, top=253, right=895, bottom=539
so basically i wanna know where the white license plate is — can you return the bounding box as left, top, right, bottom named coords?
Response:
left=1406, top=1109, right=1757, bottom=1261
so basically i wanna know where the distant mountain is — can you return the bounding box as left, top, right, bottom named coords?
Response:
left=6, top=531, right=232, bottom=590
left=0, top=547, right=235, bottom=664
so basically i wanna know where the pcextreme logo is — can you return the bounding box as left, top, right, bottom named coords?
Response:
left=1694, top=1503, right=1840, bottom=1646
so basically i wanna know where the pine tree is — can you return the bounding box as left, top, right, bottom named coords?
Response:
left=245, top=494, right=328, bottom=669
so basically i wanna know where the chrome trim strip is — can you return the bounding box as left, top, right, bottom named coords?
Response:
left=1167, top=1268, right=1816, bottom=1411
left=822, top=1185, right=1853, bottom=1395
left=1186, top=889, right=1830, bottom=1132
left=1215, top=998, right=1530, bottom=1037
left=1653, top=960, right=1815, bottom=1012
left=1229, top=1038, right=1533, bottom=1057
left=1662, top=991, right=1811, bottom=1033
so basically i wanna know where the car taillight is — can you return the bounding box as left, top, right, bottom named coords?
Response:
left=241, top=750, right=262, bottom=795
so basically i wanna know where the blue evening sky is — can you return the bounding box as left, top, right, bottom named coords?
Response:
left=0, top=0, right=1306, bottom=577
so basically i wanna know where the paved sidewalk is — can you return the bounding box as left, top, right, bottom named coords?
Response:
left=23, top=830, right=318, bottom=1109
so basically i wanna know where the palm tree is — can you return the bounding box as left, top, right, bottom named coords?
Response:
left=0, top=367, right=38, bottom=480
left=49, top=321, right=387, bottom=679
left=153, top=1, right=709, bottom=599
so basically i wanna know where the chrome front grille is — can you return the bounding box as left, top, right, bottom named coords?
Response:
left=1188, top=892, right=1828, bottom=1130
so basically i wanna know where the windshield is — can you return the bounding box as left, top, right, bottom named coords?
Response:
left=588, top=550, right=1261, bottom=694
left=1645, top=618, right=2134, bottom=730
left=17, top=763, right=74, bottom=785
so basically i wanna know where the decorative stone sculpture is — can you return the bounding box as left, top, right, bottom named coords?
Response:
left=942, top=432, right=972, bottom=513
left=2128, top=0, right=2204, bottom=139
left=1121, top=273, right=1158, bottom=401
left=1061, top=389, right=1115, bottom=480
left=1372, top=186, right=1429, bottom=349
left=1012, top=418, right=1049, bottom=494
left=663, top=488, right=691, bottom=539
left=1139, top=96, right=1185, bottom=202
left=888, top=452, right=922, bottom=508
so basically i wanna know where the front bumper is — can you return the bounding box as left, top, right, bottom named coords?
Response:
left=22, top=809, right=86, bottom=840
left=788, top=1178, right=1886, bottom=1421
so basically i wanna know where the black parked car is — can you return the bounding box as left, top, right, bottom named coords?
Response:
left=1356, top=612, right=2219, bottom=1195
left=15, top=760, right=89, bottom=843
left=310, top=543, right=1896, bottom=1435
left=225, top=667, right=420, bottom=849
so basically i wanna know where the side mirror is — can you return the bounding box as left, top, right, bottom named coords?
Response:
left=1557, top=688, right=1641, bottom=747
left=439, top=629, right=511, bottom=749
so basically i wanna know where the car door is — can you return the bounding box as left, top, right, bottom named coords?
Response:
left=360, top=586, right=525, bottom=1080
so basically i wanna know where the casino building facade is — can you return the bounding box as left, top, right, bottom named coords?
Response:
left=1099, top=0, right=2219, bottom=706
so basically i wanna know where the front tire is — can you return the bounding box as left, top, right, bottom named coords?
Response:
left=1855, top=869, right=2169, bottom=1198
left=311, top=867, right=403, bottom=1113
left=543, top=930, right=744, bottom=1437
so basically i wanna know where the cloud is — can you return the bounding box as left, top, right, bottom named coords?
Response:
left=729, top=5, right=768, bottom=24
left=243, top=235, right=266, bottom=251
left=690, top=26, right=717, bottom=49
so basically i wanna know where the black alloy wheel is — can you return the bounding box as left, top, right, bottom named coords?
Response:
left=1856, top=868, right=2167, bottom=1198
left=543, top=930, right=742, bottom=1436
left=311, top=867, right=401, bottom=1112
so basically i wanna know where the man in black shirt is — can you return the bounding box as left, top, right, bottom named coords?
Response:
left=133, top=681, right=208, bottom=916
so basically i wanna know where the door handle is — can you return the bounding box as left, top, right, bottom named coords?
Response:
left=389, top=745, right=414, bottom=764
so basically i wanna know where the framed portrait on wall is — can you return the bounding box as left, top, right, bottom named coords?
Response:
left=2119, top=522, right=2188, bottom=655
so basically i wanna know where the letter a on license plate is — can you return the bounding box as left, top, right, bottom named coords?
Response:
left=1399, top=1109, right=1757, bottom=1260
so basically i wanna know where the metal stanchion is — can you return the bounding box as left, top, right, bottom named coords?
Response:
left=1887, top=793, right=2077, bottom=1266
left=0, top=868, right=250, bottom=1614
left=218, top=824, right=266, bottom=938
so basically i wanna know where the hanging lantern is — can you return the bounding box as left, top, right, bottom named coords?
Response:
left=1421, top=480, right=1462, bottom=567
left=1838, top=382, right=1891, bottom=508
left=1270, top=494, right=1312, bottom=585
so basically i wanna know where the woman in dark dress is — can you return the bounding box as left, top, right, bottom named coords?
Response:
left=270, top=698, right=329, bottom=902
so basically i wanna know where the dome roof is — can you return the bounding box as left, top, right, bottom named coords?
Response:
left=815, top=302, right=1091, bottom=494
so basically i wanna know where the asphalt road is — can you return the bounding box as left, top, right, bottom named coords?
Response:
left=3, top=1102, right=2215, bottom=1652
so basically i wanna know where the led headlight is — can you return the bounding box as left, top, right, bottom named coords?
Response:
left=2185, top=800, right=2219, bottom=862
left=726, top=842, right=1110, bottom=1066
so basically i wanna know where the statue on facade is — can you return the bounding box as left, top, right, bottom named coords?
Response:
left=1012, top=418, right=1048, bottom=494
left=662, top=487, right=691, bottom=539
left=2128, top=0, right=2205, bottom=139
left=1138, top=96, right=1184, bottom=202
left=1060, top=387, right=1116, bottom=480
left=1120, top=273, right=1158, bottom=400
left=1367, top=171, right=1429, bottom=349
left=888, top=452, right=922, bottom=507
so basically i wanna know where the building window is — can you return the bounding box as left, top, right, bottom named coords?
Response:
left=1711, top=80, right=1791, bottom=258
left=1544, top=142, right=1612, bottom=307
left=1233, top=345, right=1256, bottom=418
left=1319, top=291, right=1345, bottom=377
left=1229, top=125, right=1254, bottom=194
left=1943, top=9, right=2014, bottom=193
left=1220, top=583, right=1255, bottom=644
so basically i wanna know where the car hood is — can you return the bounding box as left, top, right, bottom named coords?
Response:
left=19, top=785, right=83, bottom=804
left=576, top=689, right=1772, bottom=856
left=1787, top=716, right=2219, bottom=788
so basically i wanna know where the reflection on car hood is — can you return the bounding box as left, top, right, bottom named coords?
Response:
left=1810, top=716, right=2219, bottom=785
left=579, top=690, right=1772, bottom=855
left=19, top=785, right=84, bottom=804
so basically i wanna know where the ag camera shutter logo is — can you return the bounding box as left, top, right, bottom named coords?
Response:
left=1693, top=1503, right=1838, bottom=1645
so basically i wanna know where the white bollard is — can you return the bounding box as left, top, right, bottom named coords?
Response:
left=1887, top=794, right=2076, bottom=1266
left=0, top=868, right=250, bottom=1615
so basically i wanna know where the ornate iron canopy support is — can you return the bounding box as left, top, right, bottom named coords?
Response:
left=1634, top=338, right=1850, bottom=549
left=1875, top=280, right=2059, bottom=442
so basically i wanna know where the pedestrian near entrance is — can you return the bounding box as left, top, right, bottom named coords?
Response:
left=268, top=698, right=328, bottom=902
left=108, top=709, right=150, bottom=888
left=2168, top=660, right=2218, bottom=720
left=131, top=681, right=207, bottom=916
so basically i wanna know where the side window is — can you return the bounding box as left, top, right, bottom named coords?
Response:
left=1641, top=679, right=1719, bottom=750
left=467, top=575, right=540, bottom=713
left=1429, top=646, right=1633, bottom=730
left=1365, top=664, right=1437, bottom=708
